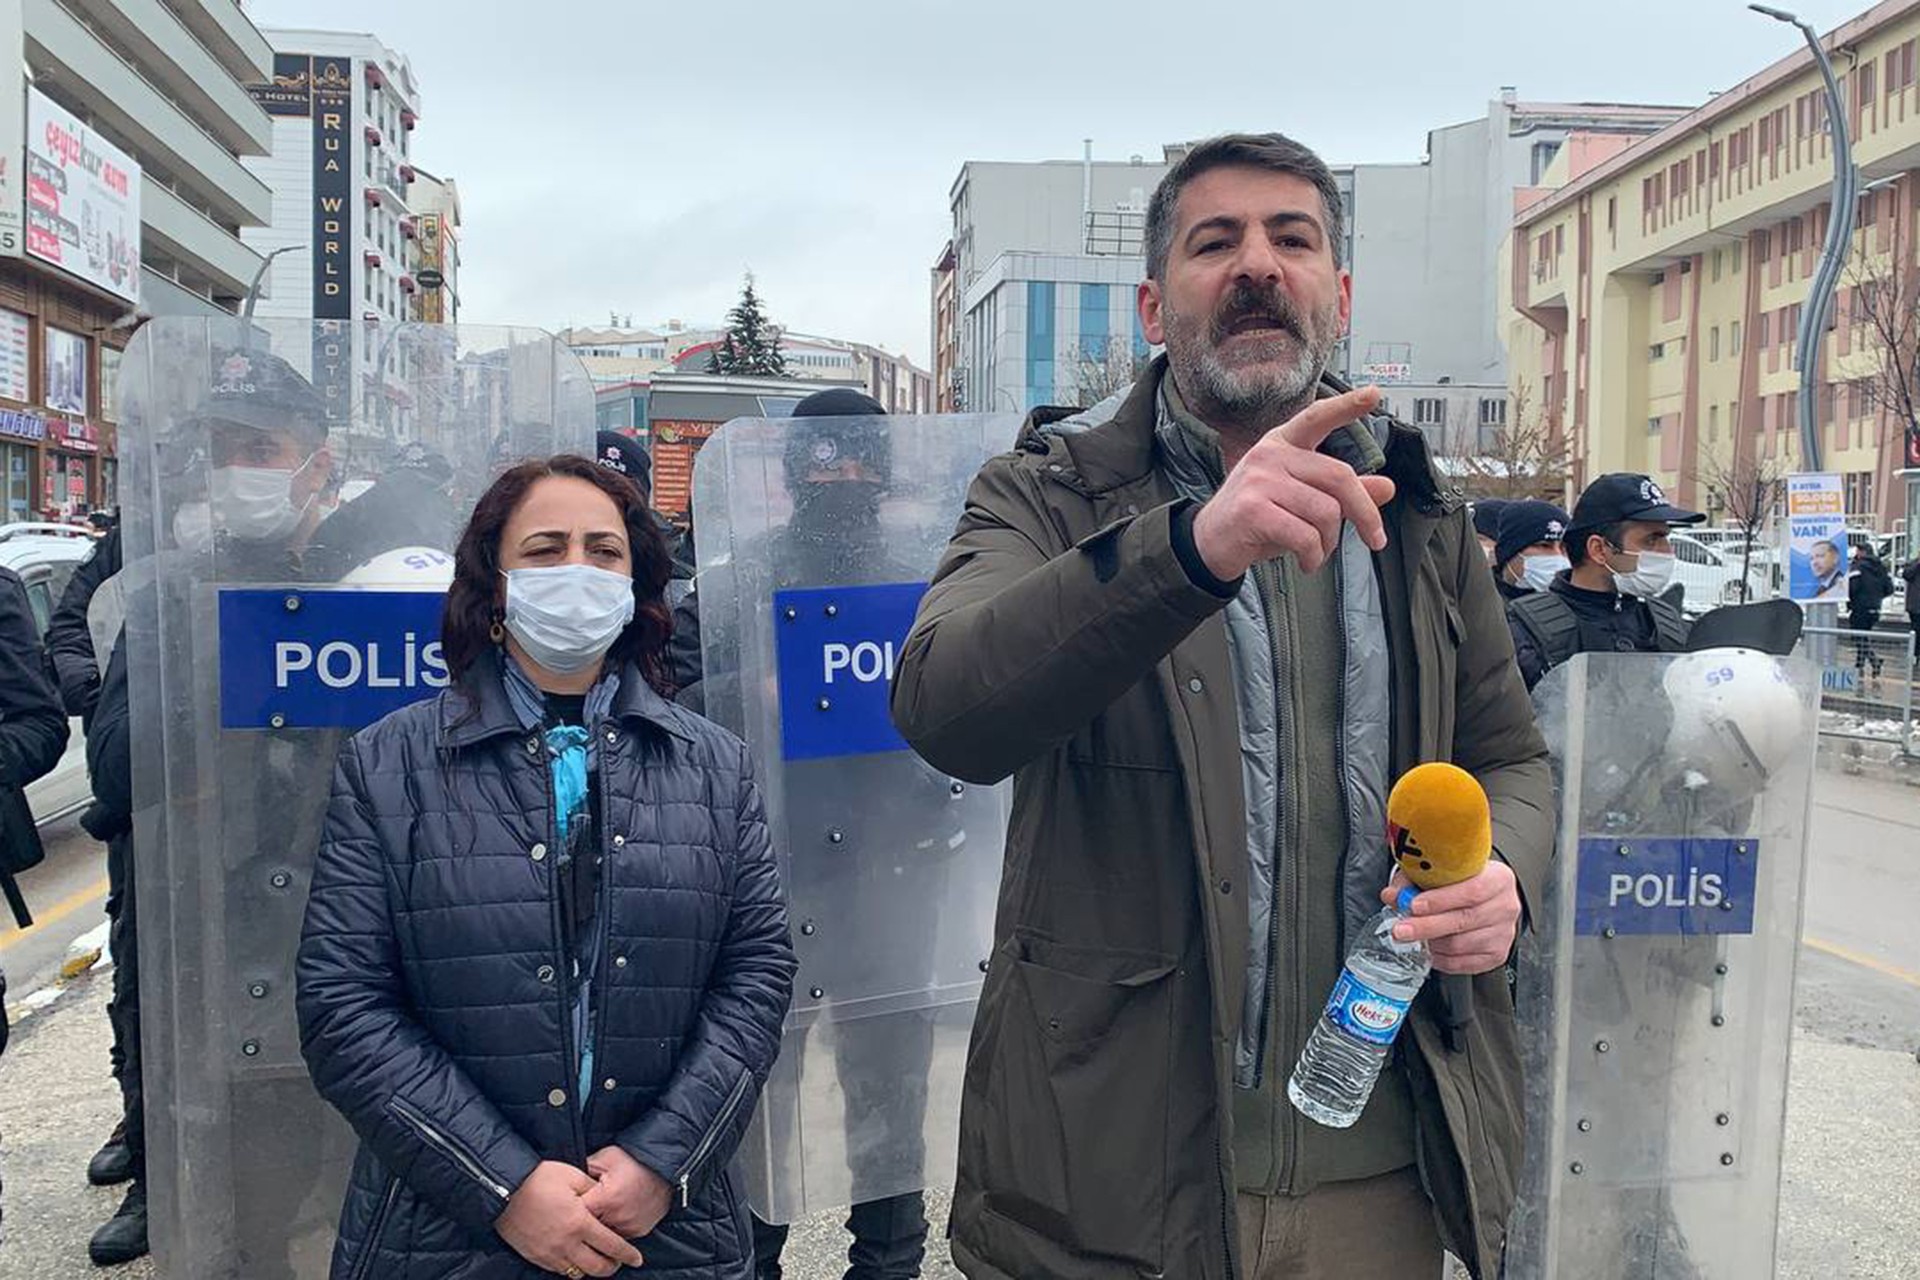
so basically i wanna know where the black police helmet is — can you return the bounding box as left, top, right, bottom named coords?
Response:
left=782, top=388, right=890, bottom=492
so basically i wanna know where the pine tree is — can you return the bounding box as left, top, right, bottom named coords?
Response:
left=717, top=272, right=787, bottom=376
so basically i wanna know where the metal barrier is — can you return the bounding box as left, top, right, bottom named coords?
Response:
left=1792, top=624, right=1918, bottom=755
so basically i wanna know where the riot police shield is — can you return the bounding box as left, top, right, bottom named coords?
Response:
left=121, top=318, right=593, bottom=1277
left=1508, top=650, right=1819, bottom=1279
left=692, top=412, right=1019, bottom=1223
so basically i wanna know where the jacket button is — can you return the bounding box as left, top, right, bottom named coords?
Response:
left=529, top=843, right=547, bottom=862
left=604, top=728, right=618, bottom=744
left=1218, top=878, right=1233, bottom=895
left=612, top=834, right=625, bottom=849
left=614, top=955, right=628, bottom=969
left=537, top=965, right=555, bottom=984
left=548, top=1088, right=568, bottom=1107
left=1188, top=678, right=1205, bottom=694
left=603, top=1078, right=617, bottom=1092
left=525, top=738, right=539, bottom=755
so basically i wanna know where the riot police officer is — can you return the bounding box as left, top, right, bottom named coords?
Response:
left=1490, top=499, right=1571, bottom=602
left=84, top=344, right=335, bottom=1267
left=671, top=387, right=938, bottom=1280
left=1507, top=473, right=1699, bottom=691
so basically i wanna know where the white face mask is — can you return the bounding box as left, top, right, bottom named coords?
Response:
left=502, top=564, right=636, bottom=674
left=1608, top=547, right=1675, bottom=598
left=209, top=456, right=317, bottom=543
left=1519, top=553, right=1570, bottom=592
left=172, top=500, right=213, bottom=552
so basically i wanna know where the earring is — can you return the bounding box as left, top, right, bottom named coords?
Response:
left=489, top=617, right=505, bottom=645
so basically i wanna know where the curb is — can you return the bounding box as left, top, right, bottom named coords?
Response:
left=5, top=922, right=112, bottom=1029
left=59, top=919, right=111, bottom=980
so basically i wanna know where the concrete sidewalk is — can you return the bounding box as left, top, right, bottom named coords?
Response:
left=3, top=967, right=1914, bottom=1278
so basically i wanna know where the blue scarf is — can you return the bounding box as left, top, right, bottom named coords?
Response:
left=500, top=655, right=621, bottom=1104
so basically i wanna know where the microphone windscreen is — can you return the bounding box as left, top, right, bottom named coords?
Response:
left=1386, top=762, right=1492, bottom=890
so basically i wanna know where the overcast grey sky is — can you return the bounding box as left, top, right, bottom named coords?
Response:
left=246, top=0, right=1865, bottom=366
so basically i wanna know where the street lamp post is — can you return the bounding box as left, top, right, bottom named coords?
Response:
left=240, top=244, right=307, bottom=324
left=1751, top=4, right=1855, bottom=471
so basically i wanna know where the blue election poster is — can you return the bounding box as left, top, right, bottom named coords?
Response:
left=1784, top=472, right=1847, bottom=603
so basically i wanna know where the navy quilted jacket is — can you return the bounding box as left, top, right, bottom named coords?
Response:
left=297, top=652, right=795, bottom=1279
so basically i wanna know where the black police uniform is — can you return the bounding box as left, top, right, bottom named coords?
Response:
left=670, top=391, right=936, bottom=1280
left=1506, top=474, right=1700, bottom=691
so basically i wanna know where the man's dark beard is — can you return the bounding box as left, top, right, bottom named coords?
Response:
left=1163, top=280, right=1337, bottom=434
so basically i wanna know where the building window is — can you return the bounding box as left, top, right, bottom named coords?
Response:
left=1709, top=404, right=1720, bottom=441
left=1530, top=140, right=1561, bottom=185
left=1710, top=327, right=1721, bottom=362
left=1649, top=342, right=1665, bottom=361
left=1844, top=470, right=1876, bottom=516
left=1711, top=249, right=1723, bottom=282
left=1758, top=313, right=1770, bottom=348
left=1731, top=320, right=1742, bottom=353
left=1413, top=398, right=1445, bottom=426
left=1647, top=416, right=1664, bottom=434
left=1478, top=397, right=1507, bottom=428
left=1026, top=280, right=1056, bottom=407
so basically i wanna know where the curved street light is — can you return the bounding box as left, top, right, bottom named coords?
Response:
left=241, top=244, right=307, bottom=324
left=1750, top=3, right=1854, bottom=471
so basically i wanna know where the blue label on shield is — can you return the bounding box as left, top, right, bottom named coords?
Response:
left=773, top=582, right=927, bottom=761
left=219, top=588, right=449, bottom=730
left=1575, top=837, right=1759, bottom=936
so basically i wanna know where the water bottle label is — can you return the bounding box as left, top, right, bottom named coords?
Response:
left=1325, top=971, right=1410, bottom=1047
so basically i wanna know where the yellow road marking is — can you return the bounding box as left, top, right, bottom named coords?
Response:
left=1804, top=935, right=1920, bottom=990
left=0, top=874, right=109, bottom=952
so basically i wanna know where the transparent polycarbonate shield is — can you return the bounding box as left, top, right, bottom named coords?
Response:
left=120, top=318, right=593, bottom=1277
left=1509, top=651, right=1819, bottom=1279
left=692, top=412, right=1019, bottom=1223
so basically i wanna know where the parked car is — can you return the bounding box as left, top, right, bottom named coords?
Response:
left=0, top=524, right=96, bottom=825
left=1669, top=530, right=1770, bottom=616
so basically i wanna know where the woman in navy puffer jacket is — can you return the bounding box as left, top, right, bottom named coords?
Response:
left=297, top=454, right=795, bottom=1279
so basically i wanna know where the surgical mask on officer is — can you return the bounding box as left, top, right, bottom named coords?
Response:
left=208, top=452, right=322, bottom=542
left=501, top=564, right=636, bottom=674
left=1519, top=553, right=1570, bottom=592
left=172, top=500, right=214, bottom=552
left=1605, top=545, right=1675, bottom=598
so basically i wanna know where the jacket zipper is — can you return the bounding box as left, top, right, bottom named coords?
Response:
left=389, top=1096, right=514, bottom=1203
left=1330, top=545, right=1355, bottom=959
left=676, top=1070, right=752, bottom=1208
left=347, top=1174, right=402, bottom=1280
left=1250, top=559, right=1288, bottom=1096
left=581, top=722, right=619, bottom=1131
left=537, top=749, right=590, bottom=1164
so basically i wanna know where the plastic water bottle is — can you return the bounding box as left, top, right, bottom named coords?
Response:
left=1288, top=887, right=1430, bottom=1128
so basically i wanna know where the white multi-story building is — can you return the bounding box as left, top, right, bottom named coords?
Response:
left=0, top=0, right=279, bottom=518
left=940, top=149, right=1169, bottom=415
left=241, top=29, right=428, bottom=430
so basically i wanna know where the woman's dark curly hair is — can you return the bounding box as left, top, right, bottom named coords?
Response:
left=442, top=454, right=673, bottom=695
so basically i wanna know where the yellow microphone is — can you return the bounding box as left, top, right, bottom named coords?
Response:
left=1387, top=762, right=1492, bottom=891
left=1385, top=762, right=1492, bottom=1053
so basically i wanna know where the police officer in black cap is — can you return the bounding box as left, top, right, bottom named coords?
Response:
left=1506, top=472, right=1701, bottom=691
left=594, top=428, right=694, bottom=607
left=1491, top=499, right=1572, bottom=602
